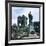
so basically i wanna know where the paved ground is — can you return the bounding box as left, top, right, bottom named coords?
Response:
left=12, top=32, right=40, bottom=40
left=23, top=33, right=40, bottom=39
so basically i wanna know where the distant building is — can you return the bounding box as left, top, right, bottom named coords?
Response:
left=33, top=21, right=40, bottom=33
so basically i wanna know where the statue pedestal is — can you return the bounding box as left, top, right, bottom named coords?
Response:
left=29, top=24, right=35, bottom=32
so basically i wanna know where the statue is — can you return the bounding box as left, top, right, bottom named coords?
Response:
left=28, top=11, right=33, bottom=25
left=28, top=11, right=35, bottom=32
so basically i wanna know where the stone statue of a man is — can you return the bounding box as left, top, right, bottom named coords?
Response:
left=28, top=11, right=33, bottom=25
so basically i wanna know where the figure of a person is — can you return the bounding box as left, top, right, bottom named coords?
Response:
left=28, top=11, right=33, bottom=25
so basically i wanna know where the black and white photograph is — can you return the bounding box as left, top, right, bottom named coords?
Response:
left=11, top=7, right=40, bottom=40
left=5, top=1, right=44, bottom=45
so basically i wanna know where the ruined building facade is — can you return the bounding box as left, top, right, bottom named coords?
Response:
left=17, top=15, right=28, bottom=27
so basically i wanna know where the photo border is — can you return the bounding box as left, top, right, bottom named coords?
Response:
left=5, top=0, right=44, bottom=46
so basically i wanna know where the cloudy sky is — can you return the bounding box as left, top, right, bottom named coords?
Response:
left=12, top=7, right=39, bottom=25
